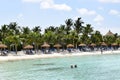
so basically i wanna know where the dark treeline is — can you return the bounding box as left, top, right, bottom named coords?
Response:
left=0, top=17, right=120, bottom=54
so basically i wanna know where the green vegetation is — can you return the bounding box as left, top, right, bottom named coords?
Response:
left=0, top=17, right=120, bottom=52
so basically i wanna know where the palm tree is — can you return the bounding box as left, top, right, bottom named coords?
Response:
left=80, top=33, right=90, bottom=44
left=70, top=30, right=79, bottom=48
left=53, top=25, right=65, bottom=44
left=1, top=17, right=119, bottom=52
left=43, top=31, right=56, bottom=44
left=81, top=24, right=93, bottom=44
left=32, top=26, right=41, bottom=33
left=65, top=18, right=73, bottom=34
left=0, top=24, right=9, bottom=40
left=27, top=32, right=42, bottom=53
left=73, top=17, right=84, bottom=46
left=115, top=37, right=120, bottom=44
left=8, top=22, right=21, bottom=35
left=91, top=31, right=103, bottom=45
left=22, top=26, right=31, bottom=34
left=2, top=37, right=12, bottom=51
left=6, top=35, right=21, bottom=54
left=74, top=17, right=84, bottom=34
left=45, top=26, right=56, bottom=33
left=63, top=18, right=74, bottom=47
left=83, top=24, right=93, bottom=35
left=19, top=27, right=31, bottom=47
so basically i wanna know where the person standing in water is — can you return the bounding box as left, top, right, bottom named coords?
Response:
left=74, top=65, right=77, bottom=68
left=70, top=65, right=77, bottom=68
left=71, top=65, right=73, bottom=68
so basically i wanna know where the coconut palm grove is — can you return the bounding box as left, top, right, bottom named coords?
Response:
left=0, top=17, right=120, bottom=54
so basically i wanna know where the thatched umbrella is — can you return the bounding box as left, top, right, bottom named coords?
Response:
left=105, top=30, right=114, bottom=36
left=41, top=43, right=50, bottom=48
left=101, top=42, right=107, bottom=46
left=23, top=45, right=33, bottom=54
left=111, top=43, right=118, bottom=50
left=67, top=44, right=74, bottom=48
left=0, top=44, right=7, bottom=55
left=79, top=43, right=86, bottom=46
left=41, top=43, right=50, bottom=54
left=24, top=45, right=33, bottom=49
left=0, top=44, right=7, bottom=48
left=54, top=44, right=62, bottom=52
left=90, top=43, right=96, bottom=47
left=111, top=43, right=117, bottom=46
left=54, top=44, right=61, bottom=48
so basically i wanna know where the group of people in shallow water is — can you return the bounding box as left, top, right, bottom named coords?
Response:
left=70, top=64, right=77, bottom=68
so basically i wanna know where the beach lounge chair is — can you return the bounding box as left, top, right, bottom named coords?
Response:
left=1, top=51, right=8, bottom=56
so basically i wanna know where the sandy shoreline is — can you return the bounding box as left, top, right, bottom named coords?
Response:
left=0, top=50, right=120, bottom=61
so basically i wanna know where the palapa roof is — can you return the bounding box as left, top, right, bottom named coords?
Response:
left=67, top=44, right=74, bottom=48
left=79, top=43, right=86, bottom=46
left=90, top=43, right=96, bottom=46
left=111, top=43, right=117, bottom=46
left=0, top=44, right=7, bottom=48
left=24, top=45, right=33, bottom=49
left=41, top=43, right=50, bottom=48
left=54, top=44, right=61, bottom=48
left=105, top=30, right=114, bottom=36
left=101, top=42, right=107, bottom=46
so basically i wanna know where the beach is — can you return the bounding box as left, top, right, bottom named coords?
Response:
left=0, top=50, right=120, bottom=61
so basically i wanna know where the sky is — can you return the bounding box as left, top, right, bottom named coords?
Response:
left=0, top=0, right=120, bottom=35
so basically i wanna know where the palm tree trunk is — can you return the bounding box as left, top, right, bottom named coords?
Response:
left=37, top=44, right=38, bottom=52
left=15, top=44, right=17, bottom=54
left=75, top=43, right=77, bottom=49
left=34, top=44, right=37, bottom=53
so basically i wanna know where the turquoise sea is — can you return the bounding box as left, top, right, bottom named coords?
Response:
left=1, top=54, right=120, bottom=80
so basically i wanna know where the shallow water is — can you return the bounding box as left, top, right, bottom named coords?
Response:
left=1, top=54, right=120, bottom=80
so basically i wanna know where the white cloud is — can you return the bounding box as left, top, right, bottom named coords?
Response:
left=109, top=9, right=120, bottom=15
left=99, top=0, right=120, bottom=3
left=40, top=1, right=71, bottom=11
left=77, top=8, right=104, bottom=25
left=22, top=0, right=72, bottom=11
left=40, top=0, right=53, bottom=9
left=52, top=4, right=72, bottom=11
left=77, top=8, right=96, bottom=16
left=94, top=15, right=104, bottom=25
left=22, top=0, right=42, bottom=3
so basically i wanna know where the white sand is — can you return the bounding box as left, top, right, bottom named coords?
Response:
left=0, top=50, right=120, bottom=61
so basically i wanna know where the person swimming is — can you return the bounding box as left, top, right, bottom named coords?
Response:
left=70, top=65, right=74, bottom=68
left=74, top=65, right=77, bottom=68
left=70, top=65, right=77, bottom=68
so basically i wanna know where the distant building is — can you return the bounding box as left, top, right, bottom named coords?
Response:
left=105, top=30, right=114, bottom=36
